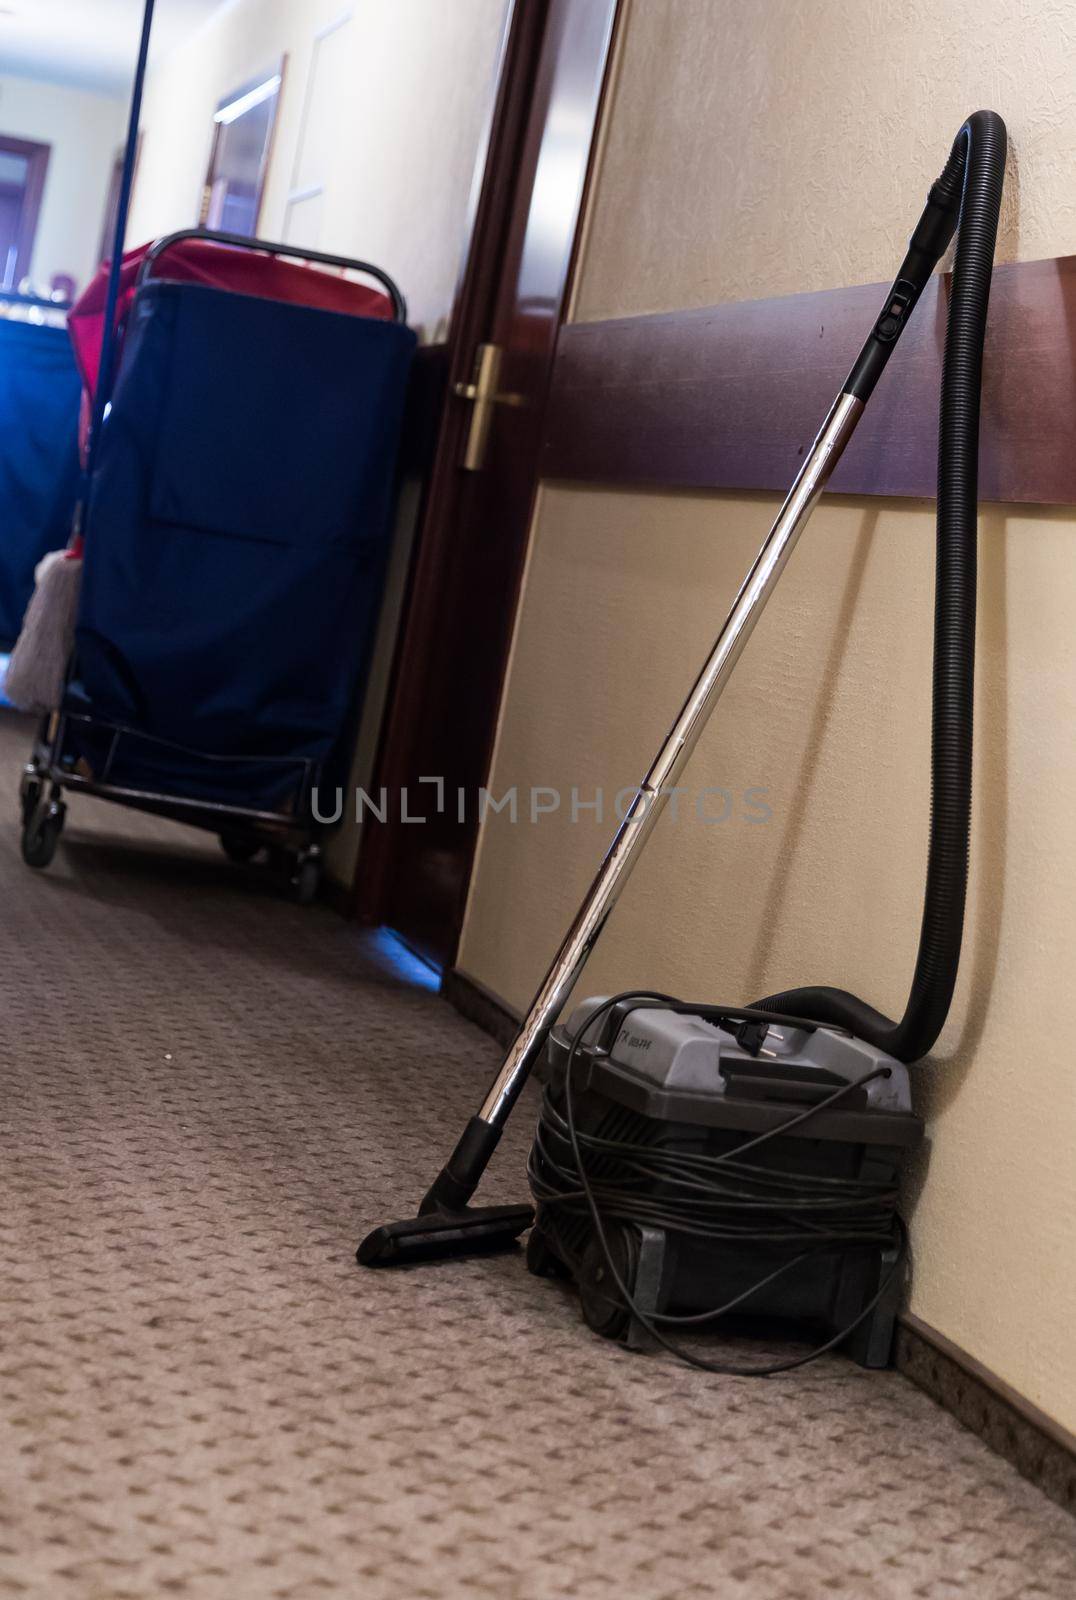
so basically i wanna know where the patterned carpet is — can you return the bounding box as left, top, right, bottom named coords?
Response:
left=0, top=707, right=1073, bottom=1599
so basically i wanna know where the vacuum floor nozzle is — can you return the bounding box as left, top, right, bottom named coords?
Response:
left=357, top=1203, right=534, bottom=1267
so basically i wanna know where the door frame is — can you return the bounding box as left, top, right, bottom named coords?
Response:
left=0, top=135, right=51, bottom=290
left=350, top=0, right=622, bottom=957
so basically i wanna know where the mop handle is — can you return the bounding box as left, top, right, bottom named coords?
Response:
left=79, top=0, right=156, bottom=512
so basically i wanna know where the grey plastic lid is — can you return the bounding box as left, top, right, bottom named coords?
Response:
left=550, top=997, right=923, bottom=1147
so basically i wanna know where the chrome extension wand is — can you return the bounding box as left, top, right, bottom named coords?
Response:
left=360, top=120, right=984, bottom=1267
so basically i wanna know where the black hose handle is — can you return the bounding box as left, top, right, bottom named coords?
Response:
left=843, top=113, right=1000, bottom=403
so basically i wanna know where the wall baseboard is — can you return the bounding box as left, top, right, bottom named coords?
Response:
left=895, top=1314, right=1075, bottom=1516
left=321, top=874, right=355, bottom=918
left=442, top=964, right=1075, bottom=1518
left=441, top=965, right=521, bottom=1049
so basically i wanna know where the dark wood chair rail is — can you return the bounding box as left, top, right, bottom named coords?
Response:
left=543, top=254, right=1076, bottom=505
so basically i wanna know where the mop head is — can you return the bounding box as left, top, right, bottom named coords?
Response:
left=4, top=551, right=83, bottom=715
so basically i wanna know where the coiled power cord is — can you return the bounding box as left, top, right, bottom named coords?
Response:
left=530, top=991, right=907, bottom=1377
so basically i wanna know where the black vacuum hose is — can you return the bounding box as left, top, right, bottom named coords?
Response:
left=756, top=111, right=1007, bottom=1064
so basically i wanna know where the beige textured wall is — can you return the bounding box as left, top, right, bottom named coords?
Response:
left=127, top=0, right=510, bottom=338
left=457, top=0, right=1076, bottom=1428
left=574, top=0, right=1073, bottom=320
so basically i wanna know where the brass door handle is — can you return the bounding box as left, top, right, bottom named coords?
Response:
left=453, top=379, right=526, bottom=405
left=454, top=344, right=526, bottom=470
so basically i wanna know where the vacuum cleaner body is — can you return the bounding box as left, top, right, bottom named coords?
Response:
left=360, top=112, right=1006, bottom=1381
left=528, top=1000, right=922, bottom=1367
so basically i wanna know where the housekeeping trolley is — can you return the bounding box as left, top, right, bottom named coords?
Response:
left=19, top=229, right=414, bottom=900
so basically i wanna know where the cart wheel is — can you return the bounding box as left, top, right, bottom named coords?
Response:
left=219, top=831, right=262, bottom=864
left=526, top=1226, right=571, bottom=1281
left=21, top=798, right=65, bottom=870
left=19, top=770, right=42, bottom=827
left=291, top=854, right=321, bottom=905
left=578, top=1227, right=638, bottom=1342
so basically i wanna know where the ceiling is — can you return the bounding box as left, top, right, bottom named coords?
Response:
left=0, top=0, right=227, bottom=96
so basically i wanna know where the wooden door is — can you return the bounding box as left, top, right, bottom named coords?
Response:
left=0, top=136, right=50, bottom=291
left=353, top=0, right=620, bottom=967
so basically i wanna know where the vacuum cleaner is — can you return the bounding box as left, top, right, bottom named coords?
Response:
left=360, top=111, right=1007, bottom=1372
